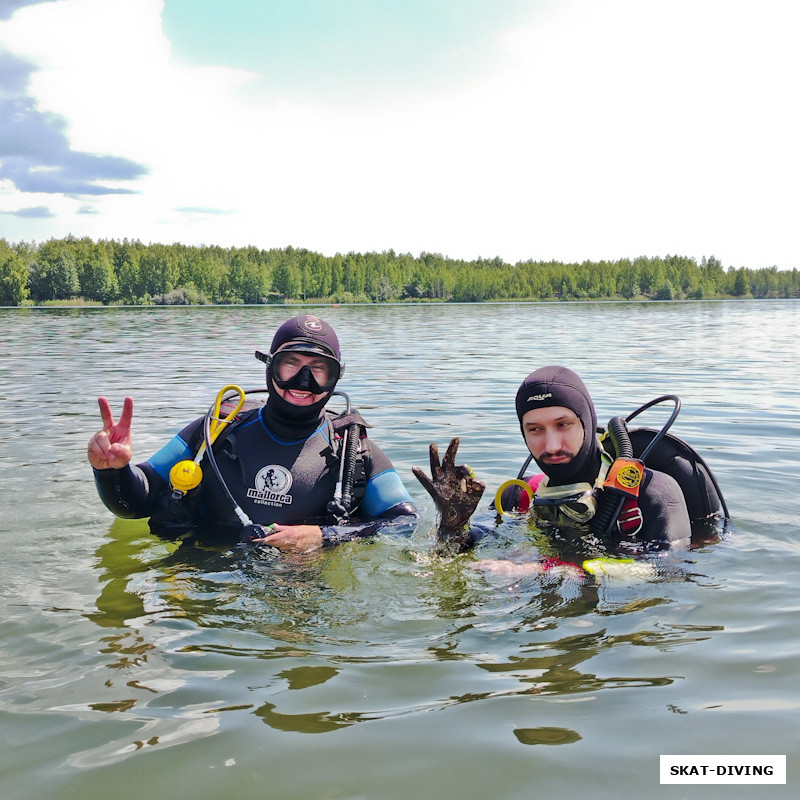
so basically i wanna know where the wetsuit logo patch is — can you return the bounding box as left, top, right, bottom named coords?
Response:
left=618, top=464, right=642, bottom=489
left=247, top=465, right=294, bottom=506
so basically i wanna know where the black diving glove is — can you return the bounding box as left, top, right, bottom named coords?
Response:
left=412, top=437, right=486, bottom=551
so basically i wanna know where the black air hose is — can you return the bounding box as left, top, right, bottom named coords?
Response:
left=589, top=416, right=632, bottom=539
left=340, top=423, right=360, bottom=514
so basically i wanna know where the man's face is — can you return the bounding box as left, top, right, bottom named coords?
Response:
left=272, top=348, right=331, bottom=406
left=521, top=405, right=584, bottom=466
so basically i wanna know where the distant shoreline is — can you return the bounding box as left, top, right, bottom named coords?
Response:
left=4, top=297, right=798, bottom=311
left=2, top=238, right=798, bottom=307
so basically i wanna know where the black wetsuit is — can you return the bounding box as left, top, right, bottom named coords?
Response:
left=94, top=401, right=417, bottom=545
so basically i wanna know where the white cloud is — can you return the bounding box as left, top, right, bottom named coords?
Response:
left=1, top=0, right=798, bottom=267
left=1, top=0, right=260, bottom=225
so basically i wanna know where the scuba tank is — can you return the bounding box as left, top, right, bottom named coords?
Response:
left=597, top=395, right=729, bottom=532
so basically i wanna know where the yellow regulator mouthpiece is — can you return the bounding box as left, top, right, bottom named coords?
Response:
left=170, top=459, right=203, bottom=494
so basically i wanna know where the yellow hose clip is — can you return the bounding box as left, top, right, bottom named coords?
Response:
left=494, top=478, right=535, bottom=516
left=169, top=385, right=246, bottom=495
left=208, top=384, right=246, bottom=445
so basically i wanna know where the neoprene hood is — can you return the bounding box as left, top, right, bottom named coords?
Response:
left=515, top=365, right=602, bottom=486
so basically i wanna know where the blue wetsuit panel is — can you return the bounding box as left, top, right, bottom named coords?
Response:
left=146, top=435, right=193, bottom=482
left=362, top=468, right=414, bottom=517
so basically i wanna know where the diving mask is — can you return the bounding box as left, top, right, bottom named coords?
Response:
left=259, top=346, right=342, bottom=395
left=531, top=481, right=598, bottom=524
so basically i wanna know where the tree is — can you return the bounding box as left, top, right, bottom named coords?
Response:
left=28, top=241, right=80, bottom=301
left=617, top=259, right=639, bottom=299
left=227, top=252, right=267, bottom=303
left=376, top=274, right=397, bottom=302
left=272, top=253, right=302, bottom=299
left=700, top=255, right=726, bottom=294
left=731, top=267, right=750, bottom=297
left=686, top=279, right=706, bottom=300
left=183, top=247, right=226, bottom=302
left=113, top=241, right=142, bottom=303
left=653, top=281, right=675, bottom=301
left=305, top=252, right=331, bottom=298
left=342, top=253, right=366, bottom=297
left=0, top=239, right=29, bottom=305
left=79, top=247, right=118, bottom=303
left=137, top=245, right=179, bottom=296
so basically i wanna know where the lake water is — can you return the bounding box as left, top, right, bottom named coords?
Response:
left=1, top=301, right=798, bottom=799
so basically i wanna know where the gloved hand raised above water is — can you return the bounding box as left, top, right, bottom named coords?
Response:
left=412, top=437, right=485, bottom=550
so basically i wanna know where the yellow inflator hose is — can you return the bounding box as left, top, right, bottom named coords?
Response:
left=169, top=385, right=246, bottom=495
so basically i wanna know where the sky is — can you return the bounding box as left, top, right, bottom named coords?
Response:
left=0, top=0, right=798, bottom=268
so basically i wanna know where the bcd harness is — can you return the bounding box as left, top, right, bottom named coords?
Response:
left=167, top=388, right=369, bottom=541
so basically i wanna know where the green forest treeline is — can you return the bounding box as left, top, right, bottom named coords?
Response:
left=1, top=236, right=798, bottom=307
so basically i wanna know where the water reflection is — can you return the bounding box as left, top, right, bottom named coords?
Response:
left=79, top=508, right=713, bottom=745
left=254, top=702, right=359, bottom=734
left=514, top=726, right=582, bottom=746
left=88, top=518, right=174, bottom=629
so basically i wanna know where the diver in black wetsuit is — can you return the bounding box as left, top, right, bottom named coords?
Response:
left=414, top=366, right=693, bottom=553
left=89, top=314, right=418, bottom=550
left=508, top=366, right=691, bottom=548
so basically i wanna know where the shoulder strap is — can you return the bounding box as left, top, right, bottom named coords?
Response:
left=193, top=406, right=261, bottom=457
